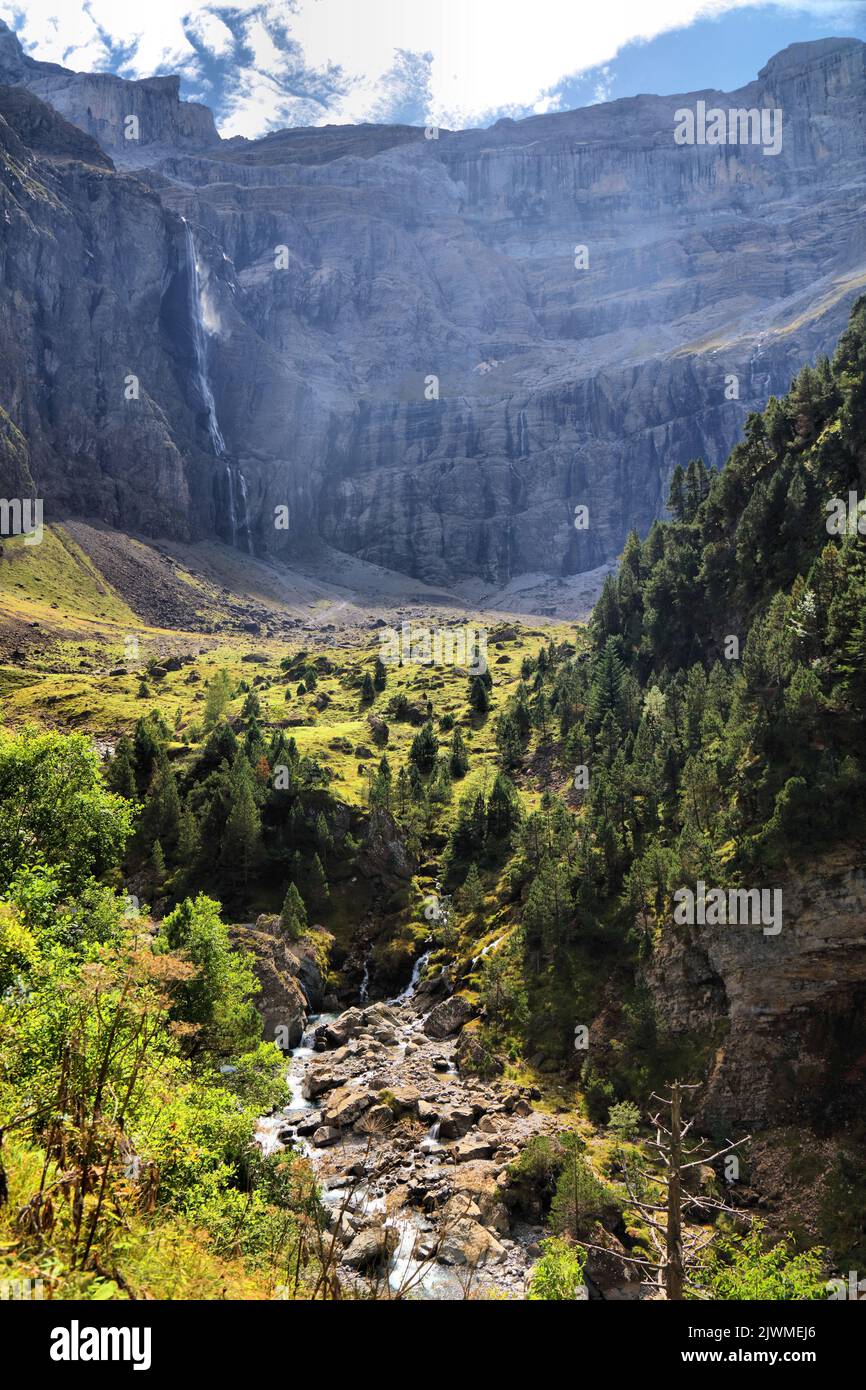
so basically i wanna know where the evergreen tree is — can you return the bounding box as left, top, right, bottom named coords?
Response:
left=221, top=753, right=261, bottom=885
left=307, top=852, right=330, bottom=911
left=486, top=772, right=520, bottom=839
left=280, top=882, right=307, bottom=941
left=107, top=737, right=137, bottom=799
left=204, top=668, right=233, bottom=728
left=470, top=677, right=490, bottom=714
left=449, top=726, right=470, bottom=777
left=409, top=721, right=439, bottom=774
left=456, top=862, right=484, bottom=918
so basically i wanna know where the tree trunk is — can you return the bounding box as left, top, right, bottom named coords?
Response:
left=665, top=1080, right=685, bottom=1300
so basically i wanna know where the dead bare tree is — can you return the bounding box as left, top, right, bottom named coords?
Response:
left=579, top=1080, right=750, bottom=1300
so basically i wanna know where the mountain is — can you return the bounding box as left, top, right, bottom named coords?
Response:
left=1, top=23, right=865, bottom=599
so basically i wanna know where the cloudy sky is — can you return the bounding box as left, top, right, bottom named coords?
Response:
left=1, top=1, right=864, bottom=138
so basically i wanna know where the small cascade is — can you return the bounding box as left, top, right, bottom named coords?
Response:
left=183, top=218, right=225, bottom=457
left=398, top=948, right=432, bottom=1002
left=359, top=957, right=371, bottom=1004
left=471, top=935, right=505, bottom=968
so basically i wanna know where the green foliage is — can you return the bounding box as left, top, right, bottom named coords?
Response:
left=607, top=1100, right=641, bottom=1139
left=203, top=668, right=233, bottom=728
left=0, top=728, right=134, bottom=894
left=703, top=1223, right=827, bottom=1301
left=549, top=1133, right=619, bottom=1239
left=409, top=721, right=439, bottom=775
left=280, top=882, right=307, bottom=941
left=528, top=1235, right=586, bottom=1300
left=154, top=894, right=261, bottom=1058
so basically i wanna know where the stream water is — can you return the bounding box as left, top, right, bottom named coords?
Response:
left=255, top=949, right=472, bottom=1299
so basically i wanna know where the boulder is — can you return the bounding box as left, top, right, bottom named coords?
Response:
left=318, top=1007, right=365, bottom=1049
left=342, top=1226, right=398, bottom=1271
left=354, top=1103, right=394, bottom=1136
left=437, top=1106, right=476, bottom=1140
left=311, top=1125, right=341, bottom=1147
left=422, top=994, right=474, bottom=1040
left=449, top=1161, right=511, bottom=1234
left=453, top=1137, right=494, bottom=1163
left=302, top=1066, right=344, bottom=1100
left=438, top=1218, right=506, bottom=1268
left=584, top=1225, right=639, bottom=1297
left=322, top=1086, right=373, bottom=1129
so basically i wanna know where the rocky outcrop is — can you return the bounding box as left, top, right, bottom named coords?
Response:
left=1, top=25, right=865, bottom=590
left=640, top=853, right=866, bottom=1130
left=230, top=916, right=330, bottom=1048
left=0, top=25, right=217, bottom=157
left=358, top=807, right=418, bottom=883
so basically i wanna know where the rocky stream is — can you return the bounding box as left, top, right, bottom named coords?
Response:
left=254, top=955, right=567, bottom=1299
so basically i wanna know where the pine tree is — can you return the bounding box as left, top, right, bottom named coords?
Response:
left=204, top=668, right=233, bottom=728
left=589, top=638, right=626, bottom=729
left=409, top=720, right=439, bottom=774
left=667, top=463, right=687, bottom=522
left=280, top=882, right=307, bottom=941
left=374, top=657, right=388, bottom=690
left=221, top=753, right=262, bottom=884
left=449, top=726, right=469, bottom=777
left=361, top=671, right=375, bottom=703
left=456, top=862, right=484, bottom=918
left=495, top=713, right=523, bottom=769
left=470, top=677, right=490, bottom=714
left=107, top=737, right=137, bottom=799
left=308, top=852, right=330, bottom=910
left=486, top=772, right=520, bottom=839
left=151, top=838, right=166, bottom=881
left=241, top=688, right=262, bottom=721
left=315, top=811, right=333, bottom=862
left=452, top=792, right=487, bottom=855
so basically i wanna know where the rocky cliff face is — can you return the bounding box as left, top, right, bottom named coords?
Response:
left=641, top=853, right=866, bottom=1132
left=1, top=24, right=865, bottom=588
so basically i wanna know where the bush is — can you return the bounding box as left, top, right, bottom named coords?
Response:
left=528, top=1236, right=586, bottom=1300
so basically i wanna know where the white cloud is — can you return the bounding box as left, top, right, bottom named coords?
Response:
left=0, top=0, right=861, bottom=136
left=186, top=10, right=236, bottom=60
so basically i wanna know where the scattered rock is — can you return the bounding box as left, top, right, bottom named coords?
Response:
left=423, top=994, right=474, bottom=1040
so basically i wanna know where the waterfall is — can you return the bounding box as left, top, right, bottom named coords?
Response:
left=183, top=218, right=225, bottom=457
left=398, top=948, right=432, bottom=1002
left=183, top=218, right=256, bottom=555
left=237, top=470, right=254, bottom=554
left=225, top=465, right=237, bottom=547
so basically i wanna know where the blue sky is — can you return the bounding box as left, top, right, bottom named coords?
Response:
left=1, top=1, right=864, bottom=138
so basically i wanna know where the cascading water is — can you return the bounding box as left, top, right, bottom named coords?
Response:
left=225, top=465, right=237, bottom=547
left=183, top=219, right=254, bottom=554
left=398, top=948, right=431, bottom=1002
left=183, top=219, right=225, bottom=457
left=237, top=470, right=253, bottom=554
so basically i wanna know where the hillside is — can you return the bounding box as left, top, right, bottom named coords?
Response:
left=1, top=302, right=865, bottom=1301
